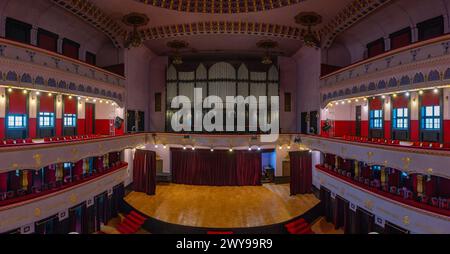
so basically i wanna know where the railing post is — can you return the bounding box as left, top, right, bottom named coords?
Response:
left=31, top=26, right=38, bottom=46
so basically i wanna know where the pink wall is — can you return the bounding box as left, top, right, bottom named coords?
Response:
left=148, top=56, right=168, bottom=132
left=278, top=56, right=298, bottom=133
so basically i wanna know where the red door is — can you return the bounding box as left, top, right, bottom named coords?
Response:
left=85, top=103, right=95, bottom=135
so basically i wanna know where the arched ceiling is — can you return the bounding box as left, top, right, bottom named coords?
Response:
left=51, top=0, right=391, bottom=55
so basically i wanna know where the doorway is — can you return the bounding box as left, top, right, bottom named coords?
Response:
left=85, top=103, right=95, bottom=135
left=355, top=105, right=362, bottom=136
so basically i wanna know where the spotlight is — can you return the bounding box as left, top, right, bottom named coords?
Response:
left=93, top=99, right=97, bottom=103
left=183, top=146, right=186, bottom=150
left=36, top=91, right=40, bottom=95
left=419, top=90, right=424, bottom=95
left=248, top=147, right=252, bottom=151
left=23, top=90, right=28, bottom=94
left=278, top=145, right=282, bottom=150
left=355, top=99, right=359, bottom=102
left=100, top=100, right=103, bottom=103
left=382, top=95, right=386, bottom=99
left=405, top=92, right=410, bottom=97
left=309, top=150, right=312, bottom=153
left=8, top=88, right=12, bottom=93
left=154, top=145, right=158, bottom=148
left=210, top=148, right=214, bottom=152
left=78, top=97, right=81, bottom=100
left=393, top=94, right=397, bottom=98
left=287, top=146, right=291, bottom=150
left=163, top=145, right=167, bottom=149
left=257, top=147, right=261, bottom=151
left=192, top=146, right=195, bottom=150
left=434, top=88, right=439, bottom=94
left=69, top=95, right=72, bottom=99
left=106, top=101, right=109, bottom=104
left=341, top=101, right=345, bottom=105
left=229, top=148, right=233, bottom=152
left=363, top=98, right=367, bottom=101
left=347, top=100, right=351, bottom=104
left=334, top=102, right=338, bottom=105
left=48, top=93, right=52, bottom=96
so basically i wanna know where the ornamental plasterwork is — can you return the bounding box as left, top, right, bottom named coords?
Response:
left=320, top=0, right=392, bottom=49
left=51, top=0, right=127, bottom=48
left=134, top=0, right=305, bottom=14
left=141, top=20, right=308, bottom=41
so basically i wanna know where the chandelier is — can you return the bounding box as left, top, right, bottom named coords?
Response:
left=257, top=40, right=278, bottom=65
left=295, top=12, right=322, bottom=48
left=167, top=40, right=189, bottom=65
left=122, top=13, right=149, bottom=49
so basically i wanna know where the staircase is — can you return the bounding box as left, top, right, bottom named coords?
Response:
left=116, top=211, right=147, bottom=234
left=284, top=218, right=315, bottom=235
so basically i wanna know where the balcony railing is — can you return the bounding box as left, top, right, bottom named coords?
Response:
left=301, top=134, right=450, bottom=179
left=319, top=34, right=450, bottom=106
left=0, top=38, right=125, bottom=105
left=316, top=166, right=450, bottom=234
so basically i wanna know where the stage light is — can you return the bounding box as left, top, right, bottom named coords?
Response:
left=419, top=90, right=424, bottom=95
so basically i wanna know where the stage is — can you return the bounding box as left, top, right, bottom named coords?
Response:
left=124, top=183, right=320, bottom=229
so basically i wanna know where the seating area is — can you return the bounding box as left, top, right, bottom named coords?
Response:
left=43, top=134, right=103, bottom=143
left=317, top=161, right=450, bottom=217
left=341, top=135, right=450, bottom=150
left=284, top=218, right=315, bottom=235
left=0, top=138, right=34, bottom=146
left=115, top=211, right=147, bottom=234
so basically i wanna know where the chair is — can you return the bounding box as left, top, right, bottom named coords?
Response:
left=421, top=142, right=430, bottom=148
left=5, top=139, right=14, bottom=145
left=398, top=188, right=405, bottom=197
left=431, top=143, right=442, bottom=149
left=63, top=176, right=72, bottom=184
left=25, top=138, right=33, bottom=144
left=0, top=140, right=5, bottom=146
left=15, top=139, right=24, bottom=144
left=412, top=142, right=421, bottom=147
left=431, top=197, right=439, bottom=207
left=392, top=140, right=400, bottom=145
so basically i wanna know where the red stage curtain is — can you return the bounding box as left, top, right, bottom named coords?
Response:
left=236, top=151, right=262, bottom=186
left=39, top=94, right=55, bottom=112
left=171, top=149, right=262, bottom=186
left=0, top=172, right=8, bottom=192
left=133, top=149, right=156, bottom=195
left=8, top=90, right=27, bottom=114
left=63, top=96, right=77, bottom=114
left=289, top=151, right=312, bottom=195
left=422, top=91, right=440, bottom=106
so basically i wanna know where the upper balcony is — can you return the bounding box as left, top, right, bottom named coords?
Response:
left=319, top=34, right=450, bottom=107
left=0, top=38, right=125, bottom=106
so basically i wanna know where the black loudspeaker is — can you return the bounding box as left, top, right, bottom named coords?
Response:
left=114, top=116, right=124, bottom=129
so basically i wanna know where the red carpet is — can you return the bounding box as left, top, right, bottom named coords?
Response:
left=116, top=211, right=147, bottom=234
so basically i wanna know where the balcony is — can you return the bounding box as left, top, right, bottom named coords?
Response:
left=0, top=38, right=125, bottom=106
left=0, top=133, right=147, bottom=174
left=300, top=135, right=450, bottom=179
left=315, top=166, right=450, bottom=234
left=320, top=34, right=450, bottom=107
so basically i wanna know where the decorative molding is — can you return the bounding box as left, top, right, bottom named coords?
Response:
left=134, top=0, right=305, bottom=14
left=141, top=20, right=307, bottom=41
left=51, top=0, right=127, bottom=48
left=320, top=0, right=392, bottom=49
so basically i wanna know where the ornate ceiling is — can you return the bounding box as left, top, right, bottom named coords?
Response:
left=133, top=0, right=305, bottom=14
left=51, top=0, right=392, bottom=53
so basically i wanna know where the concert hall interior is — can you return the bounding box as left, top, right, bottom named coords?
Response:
left=0, top=0, right=449, bottom=235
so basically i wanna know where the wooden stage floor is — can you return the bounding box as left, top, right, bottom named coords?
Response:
left=124, top=183, right=320, bottom=228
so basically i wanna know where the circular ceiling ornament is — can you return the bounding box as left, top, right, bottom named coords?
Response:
left=294, top=12, right=323, bottom=27
left=257, top=40, right=277, bottom=65
left=295, top=12, right=322, bottom=48
left=123, top=13, right=149, bottom=49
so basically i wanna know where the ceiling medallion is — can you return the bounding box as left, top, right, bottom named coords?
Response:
left=257, top=40, right=278, bottom=65
left=295, top=12, right=322, bottom=48
left=123, top=13, right=149, bottom=49
left=167, top=40, right=189, bottom=65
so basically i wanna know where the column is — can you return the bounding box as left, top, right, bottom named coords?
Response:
left=444, top=14, right=450, bottom=34
left=30, top=26, right=38, bottom=46
left=79, top=46, right=86, bottom=62
left=384, top=36, right=391, bottom=52
left=0, top=17, right=6, bottom=38
left=57, top=37, right=63, bottom=54
left=411, top=26, right=419, bottom=43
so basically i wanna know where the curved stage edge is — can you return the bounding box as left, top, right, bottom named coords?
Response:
left=121, top=198, right=322, bottom=234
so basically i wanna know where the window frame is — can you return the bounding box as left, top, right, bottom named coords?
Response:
left=63, top=113, right=77, bottom=127
left=369, top=109, right=383, bottom=129
left=38, top=112, right=55, bottom=128
left=7, top=114, right=27, bottom=129
left=421, top=105, right=441, bottom=130
left=392, top=107, right=409, bottom=130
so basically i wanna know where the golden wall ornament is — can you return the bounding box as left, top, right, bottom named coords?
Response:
left=401, top=157, right=412, bottom=169
left=34, top=208, right=41, bottom=217
left=32, top=153, right=42, bottom=167
left=403, top=216, right=410, bottom=225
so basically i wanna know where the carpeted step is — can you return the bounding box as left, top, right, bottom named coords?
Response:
left=129, top=211, right=146, bottom=222
left=123, top=217, right=140, bottom=231
left=117, top=223, right=137, bottom=234
left=287, top=222, right=309, bottom=234
left=126, top=213, right=145, bottom=225
left=295, top=226, right=313, bottom=235
left=285, top=218, right=306, bottom=229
